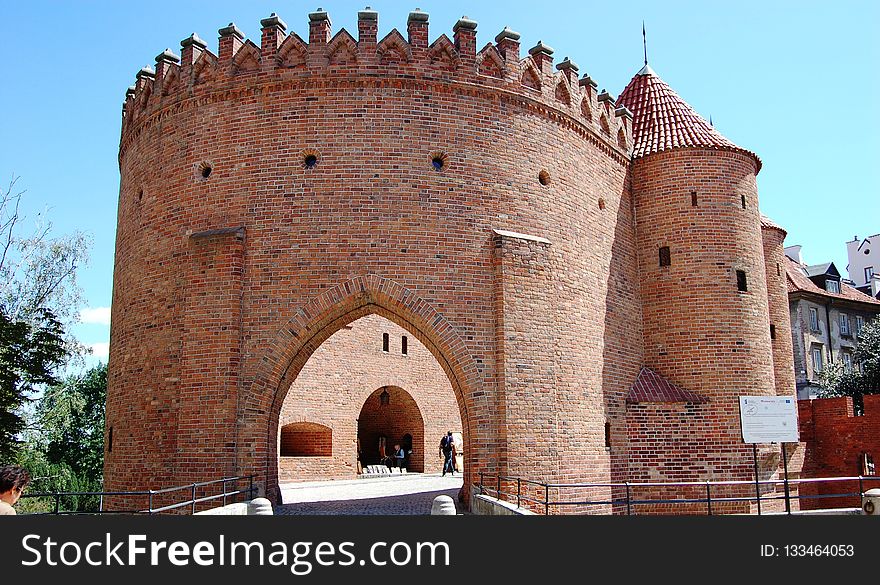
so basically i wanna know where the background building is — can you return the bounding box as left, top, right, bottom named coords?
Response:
left=785, top=246, right=880, bottom=398
left=846, top=234, right=880, bottom=298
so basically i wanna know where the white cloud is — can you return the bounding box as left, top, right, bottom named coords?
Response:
left=89, top=342, right=110, bottom=360
left=80, top=307, right=111, bottom=326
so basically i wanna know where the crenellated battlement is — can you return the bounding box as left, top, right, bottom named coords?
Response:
left=120, top=9, right=631, bottom=157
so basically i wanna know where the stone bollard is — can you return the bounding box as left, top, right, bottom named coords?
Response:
left=248, top=497, right=274, bottom=515
left=862, top=488, right=880, bottom=515
left=431, top=495, right=457, bottom=515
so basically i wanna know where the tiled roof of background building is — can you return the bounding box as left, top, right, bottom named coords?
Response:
left=617, top=65, right=761, bottom=171
left=785, top=256, right=880, bottom=305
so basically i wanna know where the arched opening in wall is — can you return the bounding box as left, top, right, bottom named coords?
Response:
left=275, top=312, right=465, bottom=484
left=357, top=386, right=425, bottom=472
left=280, top=422, right=332, bottom=457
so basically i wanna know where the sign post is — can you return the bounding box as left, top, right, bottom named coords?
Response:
left=739, top=396, right=799, bottom=515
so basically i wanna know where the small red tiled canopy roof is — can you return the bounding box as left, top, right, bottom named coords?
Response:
left=626, top=367, right=709, bottom=404
left=785, top=256, right=880, bottom=305
left=760, top=214, right=787, bottom=235
left=616, top=64, right=761, bottom=172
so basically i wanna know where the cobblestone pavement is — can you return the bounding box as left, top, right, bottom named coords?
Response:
left=275, top=473, right=465, bottom=515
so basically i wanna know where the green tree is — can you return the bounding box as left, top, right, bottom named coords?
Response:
left=0, top=175, right=89, bottom=460
left=0, top=308, right=67, bottom=460
left=38, top=363, right=106, bottom=480
left=817, top=317, right=880, bottom=413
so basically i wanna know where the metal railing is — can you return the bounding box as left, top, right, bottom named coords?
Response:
left=19, top=475, right=258, bottom=515
left=476, top=472, right=880, bottom=515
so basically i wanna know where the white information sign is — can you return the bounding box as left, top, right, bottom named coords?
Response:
left=739, top=396, right=799, bottom=444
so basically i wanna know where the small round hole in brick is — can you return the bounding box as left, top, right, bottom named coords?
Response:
left=199, top=162, right=212, bottom=179
left=538, top=170, right=551, bottom=186
left=430, top=151, right=448, bottom=172
left=598, top=198, right=606, bottom=210
left=304, top=154, right=318, bottom=169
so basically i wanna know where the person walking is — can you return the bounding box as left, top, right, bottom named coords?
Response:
left=439, top=431, right=455, bottom=476
left=0, top=465, right=31, bottom=515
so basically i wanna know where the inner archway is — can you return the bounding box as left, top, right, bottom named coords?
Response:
left=357, top=386, right=425, bottom=472
left=277, top=313, right=464, bottom=483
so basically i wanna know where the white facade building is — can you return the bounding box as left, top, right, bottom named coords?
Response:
left=846, top=234, right=880, bottom=298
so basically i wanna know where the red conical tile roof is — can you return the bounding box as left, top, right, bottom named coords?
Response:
left=617, top=65, right=761, bottom=171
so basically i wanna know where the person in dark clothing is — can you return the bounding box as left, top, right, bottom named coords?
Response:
left=439, top=431, right=455, bottom=476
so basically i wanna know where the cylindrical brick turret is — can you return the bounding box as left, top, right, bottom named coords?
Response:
left=761, top=218, right=796, bottom=397
left=620, top=66, right=779, bottom=509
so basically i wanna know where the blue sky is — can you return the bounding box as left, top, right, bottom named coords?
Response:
left=1, top=1, right=878, bottom=365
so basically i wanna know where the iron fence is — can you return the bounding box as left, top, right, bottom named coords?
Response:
left=19, top=475, right=258, bottom=515
left=476, top=473, right=880, bottom=515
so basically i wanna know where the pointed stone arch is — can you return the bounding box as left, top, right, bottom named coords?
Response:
left=239, top=274, right=487, bottom=501
left=192, top=51, right=219, bottom=85
left=233, top=40, right=261, bottom=74
left=477, top=43, right=505, bottom=79
left=555, top=78, right=571, bottom=105
left=327, top=29, right=358, bottom=66
left=377, top=29, right=412, bottom=65
left=138, top=82, right=153, bottom=111
left=161, top=66, right=181, bottom=97
left=278, top=33, right=308, bottom=69
left=520, top=59, right=541, bottom=91
left=580, top=96, right=593, bottom=121
left=428, top=34, right=459, bottom=71
left=599, top=113, right=611, bottom=136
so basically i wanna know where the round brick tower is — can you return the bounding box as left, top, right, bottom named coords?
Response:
left=619, top=65, right=779, bottom=505
left=761, top=216, right=797, bottom=397
left=106, top=9, right=641, bottom=507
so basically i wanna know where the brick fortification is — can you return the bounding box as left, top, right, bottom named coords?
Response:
left=106, top=9, right=795, bottom=512
left=797, top=396, right=880, bottom=509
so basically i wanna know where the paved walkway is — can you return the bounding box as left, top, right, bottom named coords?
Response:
left=276, top=473, right=465, bottom=515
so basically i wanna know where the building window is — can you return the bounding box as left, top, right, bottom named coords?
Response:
left=741, top=194, right=747, bottom=209
left=736, top=270, right=747, bottom=292
left=770, top=324, right=777, bottom=340
left=811, top=346, right=824, bottom=374
left=382, top=332, right=389, bottom=352
left=690, top=191, right=698, bottom=207
left=825, top=280, right=840, bottom=293
left=867, top=266, right=875, bottom=282
left=809, top=307, right=819, bottom=332
left=842, top=352, right=853, bottom=374
left=839, top=313, right=850, bottom=336
left=856, top=315, right=865, bottom=335
left=604, top=421, right=611, bottom=448
left=401, top=335, right=408, bottom=355
left=659, top=246, right=671, bottom=267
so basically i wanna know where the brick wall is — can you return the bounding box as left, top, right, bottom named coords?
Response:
left=798, top=395, right=880, bottom=509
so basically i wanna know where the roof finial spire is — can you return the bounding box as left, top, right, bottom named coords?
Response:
left=642, top=21, right=648, bottom=66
